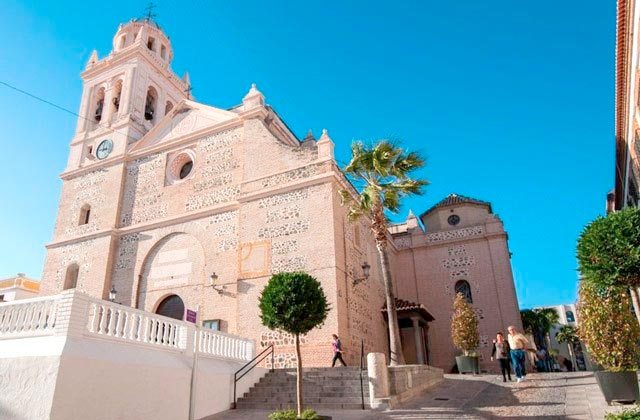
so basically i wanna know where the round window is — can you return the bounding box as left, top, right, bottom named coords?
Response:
left=166, top=150, right=196, bottom=184
left=179, top=160, right=193, bottom=179
left=448, top=214, right=460, bottom=226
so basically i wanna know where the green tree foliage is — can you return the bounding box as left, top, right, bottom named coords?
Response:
left=259, top=272, right=329, bottom=417
left=451, top=292, right=479, bottom=355
left=520, top=308, right=559, bottom=348
left=555, top=325, right=578, bottom=345
left=577, top=207, right=640, bottom=288
left=340, top=140, right=427, bottom=365
left=577, top=282, right=640, bottom=372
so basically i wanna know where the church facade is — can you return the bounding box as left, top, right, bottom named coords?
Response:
left=40, top=19, right=522, bottom=372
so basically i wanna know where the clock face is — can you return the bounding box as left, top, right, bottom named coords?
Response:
left=96, top=139, right=113, bottom=160
left=448, top=214, right=460, bottom=226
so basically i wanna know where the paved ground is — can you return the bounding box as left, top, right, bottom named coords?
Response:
left=208, top=372, right=634, bottom=419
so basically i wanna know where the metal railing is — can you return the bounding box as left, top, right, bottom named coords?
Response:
left=231, top=344, right=274, bottom=409
left=359, top=339, right=365, bottom=409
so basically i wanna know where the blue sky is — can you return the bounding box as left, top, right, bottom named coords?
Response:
left=0, top=1, right=614, bottom=308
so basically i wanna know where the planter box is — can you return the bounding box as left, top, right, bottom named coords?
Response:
left=455, top=356, right=479, bottom=374
left=594, top=371, right=639, bottom=405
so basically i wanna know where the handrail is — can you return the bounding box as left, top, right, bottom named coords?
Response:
left=231, top=344, right=274, bottom=409
left=359, top=339, right=365, bottom=409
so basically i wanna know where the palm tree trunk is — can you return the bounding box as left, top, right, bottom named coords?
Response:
left=295, top=333, right=303, bottom=417
left=629, top=287, right=640, bottom=327
left=376, top=240, right=405, bottom=366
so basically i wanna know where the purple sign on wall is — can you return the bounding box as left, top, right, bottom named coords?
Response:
left=185, top=309, right=197, bottom=323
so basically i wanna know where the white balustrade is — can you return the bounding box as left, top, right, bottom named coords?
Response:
left=198, top=329, right=252, bottom=362
left=0, top=291, right=254, bottom=362
left=86, top=301, right=182, bottom=349
left=0, top=296, right=59, bottom=337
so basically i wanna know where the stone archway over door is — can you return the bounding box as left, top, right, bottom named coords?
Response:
left=156, top=294, right=185, bottom=320
left=136, top=232, right=206, bottom=312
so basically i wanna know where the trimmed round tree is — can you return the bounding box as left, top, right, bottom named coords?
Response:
left=577, top=282, right=640, bottom=372
left=259, top=272, right=329, bottom=417
left=451, top=292, right=479, bottom=356
left=577, top=207, right=640, bottom=325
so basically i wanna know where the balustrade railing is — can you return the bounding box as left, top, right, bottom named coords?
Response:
left=0, top=291, right=254, bottom=363
left=0, top=296, right=59, bottom=337
left=198, top=329, right=252, bottom=361
left=86, top=301, right=182, bottom=349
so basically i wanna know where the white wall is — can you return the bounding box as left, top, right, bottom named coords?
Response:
left=0, top=291, right=264, bottom=420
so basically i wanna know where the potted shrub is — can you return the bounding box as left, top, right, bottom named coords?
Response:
left=260, top=272, right=330, bottom=418
left=451, top=292, right=480, bottom=374
left=577, top=282, right=640, bottom=404
left=577, top=207, right=640, bottom=326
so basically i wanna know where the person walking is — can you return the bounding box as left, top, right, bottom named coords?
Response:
left=331, top=334, right=346, bottom=367
left=507, top=325, right=529, bottom=382
left=491, top=332, right=512, bottom=382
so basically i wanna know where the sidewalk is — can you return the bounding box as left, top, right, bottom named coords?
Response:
left=208, top=371, right=632, bottom=419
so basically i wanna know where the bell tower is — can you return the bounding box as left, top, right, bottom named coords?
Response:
left=68, top=18, right=190, bottom=171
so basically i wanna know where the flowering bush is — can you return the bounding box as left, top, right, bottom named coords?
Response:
left=451, top=292, right=479, bottom=356
left=577, top=282, right=640, bottom=372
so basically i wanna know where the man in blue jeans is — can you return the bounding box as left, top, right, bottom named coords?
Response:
left=507, top=325, right=530, bottom=382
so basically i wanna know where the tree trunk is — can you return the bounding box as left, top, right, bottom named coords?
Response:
left=567, top=343, right=576, bottom=371
left=376, top=240, right=405, bottom=366
left=629, top=287, right=640, bottom=327
left=295, top=333, right=303, bottom=417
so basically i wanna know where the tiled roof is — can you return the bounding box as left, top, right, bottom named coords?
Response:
left=382, top=298, right=435, bottom=322
left=420, top=193, right=491, bottom=217
left=0, top=275, right=40, bottom=292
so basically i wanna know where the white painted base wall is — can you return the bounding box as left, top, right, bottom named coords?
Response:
left=0, top=291, right=265, bottom=420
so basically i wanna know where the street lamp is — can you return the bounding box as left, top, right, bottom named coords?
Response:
left=353, top=262, right=371, bottom=286
left=209, top=272, right=225, bottom=295
left=109, top=285, right=117, bottom=303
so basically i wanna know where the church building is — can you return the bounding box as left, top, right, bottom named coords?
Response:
left=40, top=18, right=522, bottom=372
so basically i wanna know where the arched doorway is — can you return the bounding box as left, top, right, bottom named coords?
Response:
left=155, top=295, right=185, bottom=320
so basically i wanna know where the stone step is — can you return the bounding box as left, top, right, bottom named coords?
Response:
left=238, top=396, right=367, bottom=405
left=244, top=390, right=369, bottom=398
left=245, top=387, right=369, bottom=397
left=235, top=401, right=369, bottom=410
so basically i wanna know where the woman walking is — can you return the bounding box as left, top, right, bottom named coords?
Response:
left=490, top=332, right=512, bottom=382
left=331, top=334, right=346, bottom=367
left=507, top=325, right=529, bottom=382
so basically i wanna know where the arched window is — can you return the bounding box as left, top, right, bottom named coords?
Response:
left=145, top=86, right=158, bottom=121
left=165, top=101, right=173, bottom=115
left=455, top=280, right=473, bottom=303
left=111, top=80, right=123, bottom=115
left=156, top=295, right=185, bottom=320
left=79, top=204, right=91, bottom=225
left=64, top=264, right=79, bottom=290
left=118, top=35, right=126, bottom=50
left=147, top=37, right=156, bottom=51
left=94, top=87, right=105, bottom=122
left=160, top=45, right=167, bottom=60
left=79, top=205, right=91, bottom=225
left=566, top=311, right=575, bottom=323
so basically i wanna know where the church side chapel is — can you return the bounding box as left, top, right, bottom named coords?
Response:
left=40, top=17, right=522, bottom=372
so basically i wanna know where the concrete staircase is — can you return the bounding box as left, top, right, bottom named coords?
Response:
left=236, top=367, right=370, bottom=410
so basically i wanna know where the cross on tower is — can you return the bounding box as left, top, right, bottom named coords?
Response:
left=143, top=1, right=157, bottom=21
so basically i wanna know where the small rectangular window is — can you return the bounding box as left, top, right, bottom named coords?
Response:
left=0, top=295, right=4, bottom=302
left=147, top=37, right=155, bottom=51
left=203, top=319, right=220, bottom=331
left=160, top=45, right=167, bottom=60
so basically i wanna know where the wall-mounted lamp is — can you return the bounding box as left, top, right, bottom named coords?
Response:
left=209, top=272, right=226, bottom=295
left=109, top=285, right=117, bottom=303
left=352, top=262, right=371, bottom=287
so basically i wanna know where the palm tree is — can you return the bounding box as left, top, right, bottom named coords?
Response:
left=555, top=325, right=579, bottom=370
left=520, top=308, right=560, bottom=349
left=340, top=140, right=428, bottom=366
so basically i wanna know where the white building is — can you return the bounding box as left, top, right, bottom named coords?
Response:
left=0, top=273, right=40, bottom=302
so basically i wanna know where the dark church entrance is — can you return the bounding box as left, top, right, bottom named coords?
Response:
left=155, top=294, right=185, bottom=320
